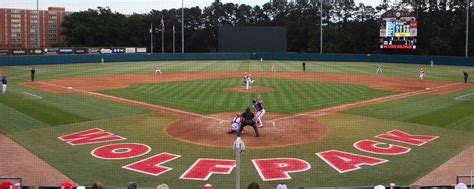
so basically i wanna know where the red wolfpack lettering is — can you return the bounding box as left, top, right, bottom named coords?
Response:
left=252, top=158, right=311, bottom=181
left=354, top=140, right=411, bottom=155
left=376, top=130, right=438, bottom=146
left=180, top=159, right=236, bottom=180
left=123, top=153, right=181, bottom=176
left=316, top=150, right=388, bottom=173
left=91, top=143, right=151, bottom=160
left=58, top=128, right=125, bottom=146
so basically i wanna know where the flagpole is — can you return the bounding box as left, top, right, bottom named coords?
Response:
left=150, top=23, right=153, bottom=53
left=466, top=0, right=470, bottom=57
left=173, top=25, right=176, bottom=54
left=181, top=0, right=184, bottom=53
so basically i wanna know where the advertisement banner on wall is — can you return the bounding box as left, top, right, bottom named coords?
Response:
left=136, top=47, right=147, bottom=53
left=125, top=48, right=136, bottom=54
left=12, top=49, right=27, bottom=55
left=59, top=48, right=74, bottom=54
left=100, top=48, right=113, bottom=54
left=0, top=49, right=9, bottom=56
left=44, top=48, right=59, bottom=55
left=113, top=48, right=125, bottom=54
left=89, top=48, right=100, bottom=54
left=74, top=48, right=88, bottom=54
left=28, top=49, right=44, bottom=55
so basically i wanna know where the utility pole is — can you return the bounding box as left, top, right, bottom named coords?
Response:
left=150, top=23, right=153, bottom=53
left=173, top=25, right=176, bottom=53
left=182, top=0, right=185, bottom=53
left=37, top=0, right=40, bottom=48
left=320, top=0, right=323, bottom=54
left=466, top=0, right=470, bottom=57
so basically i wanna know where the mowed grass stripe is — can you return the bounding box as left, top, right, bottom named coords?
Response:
left=100, top=78, right=396, bottom=114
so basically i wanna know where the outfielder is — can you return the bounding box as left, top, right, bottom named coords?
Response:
left=253, top=99, right=265, bottom=128
left=227, top=113, right=242, bottom=134
left=271, top=63, right=276, bottom=72
left=155, top=65, right=162, bottom=75
left=1, top=75, right=7, bottom=94
left=376, top=65, right=383, bottom=74
left=419, top=68, right=425, bottom=80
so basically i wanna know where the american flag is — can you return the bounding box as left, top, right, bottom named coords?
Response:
left=160, top=18, right=165, bottom=28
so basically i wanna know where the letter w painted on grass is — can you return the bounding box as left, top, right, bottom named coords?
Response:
left=58, top=128, right=126, bottom=146
left=376, top=130, right=439, bottom=146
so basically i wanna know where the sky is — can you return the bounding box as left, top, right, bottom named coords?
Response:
left=2, top=0, right=382, bottom=14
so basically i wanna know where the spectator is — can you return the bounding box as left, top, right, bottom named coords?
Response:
left=0, top=181, right=17, bottom=189
left=156, top=184, right=169, bottom=189
left=127, top=182, right=137, bottom=189
left=276, top=184, right=287, bottom=189
left=60, top=182, right=74, bottom=189
left=92, top=182, right=102, bottom=189
left=202, top=184, right=213, bottom=189
left=247, top=182, right=260, bottom=189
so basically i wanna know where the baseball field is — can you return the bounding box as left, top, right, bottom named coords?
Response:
left=1, top=60, right=474, bottom=188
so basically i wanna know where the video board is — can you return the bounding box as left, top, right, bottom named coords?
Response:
left=380, top=10, right=417, bottom=49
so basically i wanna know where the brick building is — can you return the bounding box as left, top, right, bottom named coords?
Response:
left=0, top=7, right=69, bottom=49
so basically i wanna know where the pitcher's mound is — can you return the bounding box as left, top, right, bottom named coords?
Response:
left=224, top=87, right=275, bottom=93
left=165, top=112, right=328, bottom=149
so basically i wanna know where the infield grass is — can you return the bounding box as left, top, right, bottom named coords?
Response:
left=100, top=78, right=396, bottom=114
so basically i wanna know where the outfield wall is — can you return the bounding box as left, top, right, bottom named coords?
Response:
left=0, top=53, right=472, bottom=66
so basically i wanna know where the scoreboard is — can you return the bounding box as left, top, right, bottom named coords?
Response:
left=380, top=10, right=417, bottom=50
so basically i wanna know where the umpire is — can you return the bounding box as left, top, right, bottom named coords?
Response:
left=237, top=107, right=260, bottom=137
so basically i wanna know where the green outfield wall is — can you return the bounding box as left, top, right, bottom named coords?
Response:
left=0, top=53, right=472, bottom=66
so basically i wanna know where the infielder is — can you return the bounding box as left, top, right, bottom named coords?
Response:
left=101, top=57, right=104, bottom=64
left=253, top=99, right=265, bottom=128
left=419, top=68, right=425, bottom=80
left=376, top=65, right=383, bottom=74
left=271, top=63, right=276, bottom=72
left=227, top=113, right=242, bottom=134
left=155, top=65, right=162, bottom=75
left=2, top=75, right=7, bottom=94
left=430, top=60, right=434, bottom=67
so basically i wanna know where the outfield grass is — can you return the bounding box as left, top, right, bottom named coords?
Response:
left=2, top=60, right=473, bottom=81
left=100, top=78, right=396, bottom=114
left=0, top=61, right=473, bottom=188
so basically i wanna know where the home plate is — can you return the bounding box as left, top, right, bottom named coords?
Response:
left=425, top=88, right=430, bottom=90
left=68, top=87, right=73, bottom=89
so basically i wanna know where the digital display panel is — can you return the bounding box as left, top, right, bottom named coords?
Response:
left=380, top=10, right=417, bottom=50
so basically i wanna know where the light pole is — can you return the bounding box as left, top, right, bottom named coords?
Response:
left=320, top=0, right=323, bottom=54
left=466, top=0, right=470, bottom=57
left=182, top=0, right=185, bottom=53
left=37, top=0, right=40, bottom=48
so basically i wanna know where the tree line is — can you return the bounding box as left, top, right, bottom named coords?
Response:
left=61, top=0, right=473, bottom=56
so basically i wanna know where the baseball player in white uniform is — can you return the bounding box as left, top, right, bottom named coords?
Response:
left=244, top=72, right=255, bottom=90
left=376, top=65, right=383, bottom=74
left=419, top=68, right=425, bottom=80
left=155, top=65, right=162, bottom=75
left=228, top=113, right=242, bottom=133
left=271, top=63, right=276, bottom=72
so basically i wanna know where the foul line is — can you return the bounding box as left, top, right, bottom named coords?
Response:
left=22, top=92, right=43, bottom=99
left=455, top=93, right=474, bottom=100
left=269, top=83, right=462, bottom=122
left=30, top=80, right=227, bottom=122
